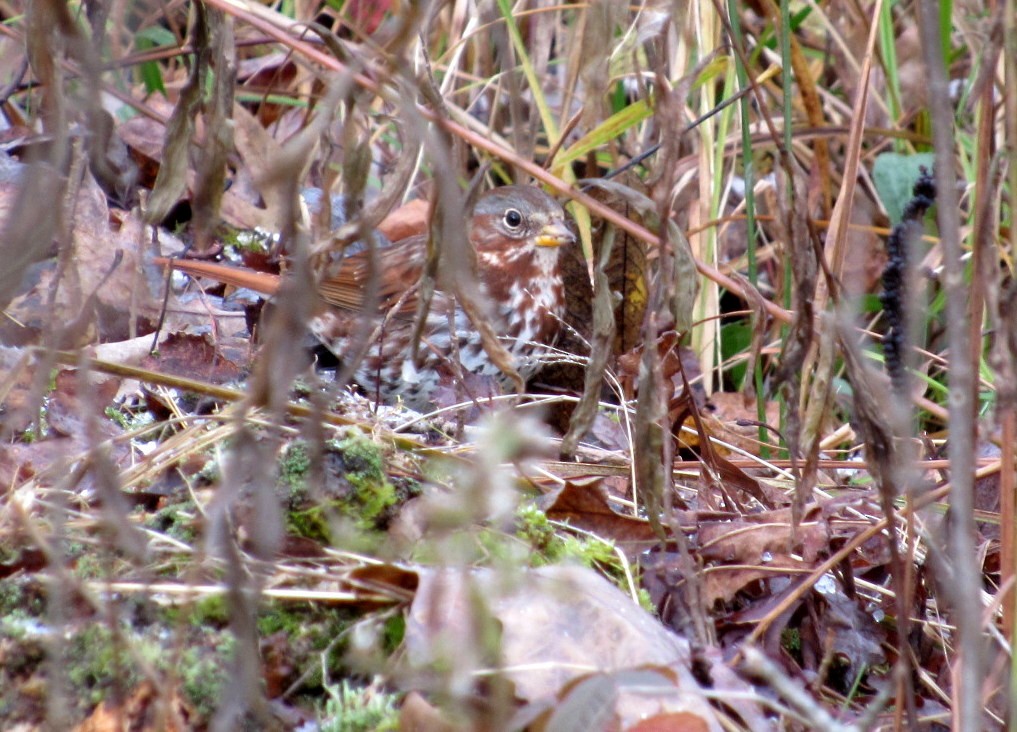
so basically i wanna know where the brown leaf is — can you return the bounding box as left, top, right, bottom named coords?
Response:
left=703, top=391, right=780, bottom=457
left=531, top=667, right=723, bottom=732
left=347, top=563, right=420, bottom=601
left=47, top=369, right=122, bottom=440
left=616, top=331, right=693, bottom=404
left=141, top=332, right=245, bottom=386
left=669, top=384, right=777, bottom=509
left=74, top=680, right=191, bottom=732
left=627, top=712, right=712, bottom=732
left=403, top=566, right=697, bottom=705
left=118, top=110, right=171, bottom=164
left=818, top=591, right=887, bottom=674
left=344, top=0, right=396, bottom=34
left=543, top=481, right=658, bottom=555
left=0, top=162, right=62, bottom=313
left=838, top=191, right=887, bottom=296
left=718, top=576, right=812, bottom=661
left=702, top=556, right=808, bottom=606
left=0, top=348, right=37, bottom=433
left=0, top=546, right=47, bottom=579
left=606, top=226, right=650, bottom=355
left=144, top=47, right=203, bottom=227
left=0, top=440, right=77, bottom=489
left=22, top=195, right=167, bottom=345
left=558, top=184, right=651, bottom=356
left=399, top=691, right=466, bottom=732
left=578, top=179, right=698, bottom=333
left=697, top=507, right=829, bottom=565
left=261, top=631, right=299, bottom=698
left=587, top=410, right=631, bottom=452
left=545, top=237, right=592, bottom=395
left=973, top=440, right=1002, bottom=542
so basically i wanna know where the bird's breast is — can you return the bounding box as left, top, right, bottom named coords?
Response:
left=502, top=272, right=565, bottom=346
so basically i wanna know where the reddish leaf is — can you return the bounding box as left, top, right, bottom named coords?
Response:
left=544, top=481, right=658, bottom=554
left=627, top=712, right=712, bottom=732
left=141, top=332, right=245, bottom=385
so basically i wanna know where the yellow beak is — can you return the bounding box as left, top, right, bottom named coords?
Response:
left=534, top=220, right=576, bottom=248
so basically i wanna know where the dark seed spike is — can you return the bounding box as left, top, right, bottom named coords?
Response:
left=881, top=167, right=937, bottom=394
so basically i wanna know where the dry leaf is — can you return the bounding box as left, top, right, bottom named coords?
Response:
left=403, top=565, right=701, bottom=705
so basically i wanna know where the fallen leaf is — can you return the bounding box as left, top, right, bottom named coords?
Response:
left=141, top=332, right=245, bottom=386
left=73, top=680, right=191, bottom=732
left=403, top=565, right=696, bottom=703
left=543, top=481, right=658, bottom=555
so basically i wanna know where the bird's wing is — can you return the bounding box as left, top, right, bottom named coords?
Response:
left=156, top=234, right=446, bottom=320
left=315, top=234, right=430, bottom=317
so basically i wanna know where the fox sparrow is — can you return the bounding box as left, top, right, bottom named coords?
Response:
left=160, top=185, right=575, bottom=410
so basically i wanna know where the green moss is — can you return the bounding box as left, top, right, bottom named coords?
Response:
left=158, top=594, right=232, bottom=633
left=105, top=404, right=157, bottom=437
left=288, top=505, right=333, bottom=544
left=221, top=225, right=276, bottom=254
left=514, top=502, right=645, bottom=599
left=0, top=578, right=43, bottom=619
left=72, top=548, right=107, bottom=581
left=514, top=502, right=610, bottom=567
left=319, top=680, right=399, bottom=732
left=257, top=602, right=342, bottom=640
left=262, top=604, right=350, bottom=649
left=191, top=595, right=232, bottom=626
left=279, top=441, right=328, bottom=541
left=280, top=441, right=312, bottom=495
left=65, top=625, right=141, bottom=709
left=144, top=503, right=198, bottom=545
left=198, top=457, right=221, bottom=484
left=19, top=372, right=60, bottom=442
left=334, top=434, right=384, bottom=477
left=474, top=526, right=532, bottom=565
left=254, top=603, right=351, bottom=694
left=177, top=634, right=234, bottom=719
left=281, top=436, right=397, bottom=543
left=104, top=405, right=132, bottom=430
left=635, top=588, right=653, bottom=613
left=557, top=533, right=618, bottom=567
left=61, top=616, right=236, bottom=723
left=333, top=434, right=396, bottom=525
left=515, top=503, right=558, bottom=557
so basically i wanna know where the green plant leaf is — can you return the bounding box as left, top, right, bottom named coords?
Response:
left=552, top=98, right=652, bottom=171
left=135, top=26, right=176, bottom=96
left=692, top=54, right=732, bottom=89
left=720, top=319, right=752, bottom=390
left=871, top=152, right=936, bottom=226
left=136, top=26, right=177, bottom=46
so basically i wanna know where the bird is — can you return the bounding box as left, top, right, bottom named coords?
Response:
left=156, top=185, right=575, bottom=411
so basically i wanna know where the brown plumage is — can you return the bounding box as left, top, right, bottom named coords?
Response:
left=158, top=185, right=575, bottom=410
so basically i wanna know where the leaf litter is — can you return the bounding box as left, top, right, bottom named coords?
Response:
left=0, top=1, right=1006, bottom=730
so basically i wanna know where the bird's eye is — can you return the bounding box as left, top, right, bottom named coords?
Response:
left=503, top=208, right=523, bottom=229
